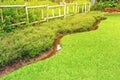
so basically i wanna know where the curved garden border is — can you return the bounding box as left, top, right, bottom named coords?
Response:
left=0, top=19, right=105, bottom=77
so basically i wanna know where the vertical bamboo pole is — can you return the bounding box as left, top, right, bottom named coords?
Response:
left=52, top=8, right=55, bottom=17
left=86, top=3, right=88, bottom=12
left=73, top=5, right=75, bottom=13
left=41, top=8, right=44, bottom=20
left=59, top=7, right=61, bottom=16
left=78, top=5, right=79, bottom=13
left=85, top=3, right=87, bottom=13
left=88, top=3, right=91, bottom=12
left=25, top=2, right=29, bottom=23
left=82, top=4, right=84, bottom=13
left=64, top=2, right=66, bottom=18
left=16, top=8, right=18, bottom=15
left=67, top=6, right=69, bottom=15
left=0, top=8, right=3, bottom=23
left=76, top=3, right=78, bottom=13
left=46, top=4, right=49, bottom=22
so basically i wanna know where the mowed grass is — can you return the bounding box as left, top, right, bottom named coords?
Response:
left=1, top=14, right=120, bottom=80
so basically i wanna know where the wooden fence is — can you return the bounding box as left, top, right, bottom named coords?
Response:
left=0, top=2, right=91, bottom=26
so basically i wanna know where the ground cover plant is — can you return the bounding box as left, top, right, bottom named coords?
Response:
left=0, top=14, right=120, bottom=80
left=0, top=11, right=105, bottom=67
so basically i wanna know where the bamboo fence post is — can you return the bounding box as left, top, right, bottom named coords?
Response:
left=82, top=4, right=84, bottom=13
left=64, top=2, right=66, bottom=18
left=85, top=3, right=87, bottom=13
left=46, top=4, right=49, bottom=22
left=67, top=6, right=69, bottom=15
left=76, top=3, right=78, bottom=13
left=86, top=3, right=88, bottom=12
left=59, top=7, right=61, bottom=16
left=88, top=3, right=91, bottom=12
left=0, top=8, right=3, bottom=22
left=25, top=2, right=29, bottom=23
left=73, top=4, right=75, bottom=13
left=78, top=5, right=80, bottom=13
left=41, top=8, right=44, bottom=19
left=52, top=8, right=55, bottom=17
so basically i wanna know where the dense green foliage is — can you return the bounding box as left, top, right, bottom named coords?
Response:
left=92, top=1, right=120, bottom=11
left=1, top=14, right=120, bottom=80
left=0, top=12, right=105, bottom=67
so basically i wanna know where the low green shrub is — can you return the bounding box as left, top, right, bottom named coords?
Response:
left=0, top=11, right=105, bottom=67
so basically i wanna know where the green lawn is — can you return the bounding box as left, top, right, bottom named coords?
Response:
left=1, top=14, right=120, bottom=80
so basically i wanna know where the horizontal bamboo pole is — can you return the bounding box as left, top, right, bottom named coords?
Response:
left=66, top=3, right=76, bottom=5
left=66, top=3, right=88, bottom=5
left=48, top=5, right=64, bottom=8
left=47, top=15, right=64, bottom=19
left=27, top=5, right=46, bottom=9
left=11, top=21, right=26, bottom=26
left=0, top=5, right=25, bottom=8
left=30, top=19, right=46, bottom=24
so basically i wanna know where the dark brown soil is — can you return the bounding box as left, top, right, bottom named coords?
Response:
left=104, top=7, right=120, bottom=13
left=0, top=20, right=103, bottom=77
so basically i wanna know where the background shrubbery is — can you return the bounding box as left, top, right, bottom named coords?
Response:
left=0, top=11, right=105, bottom=67
left=92, top=1, right=120, bottom=11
